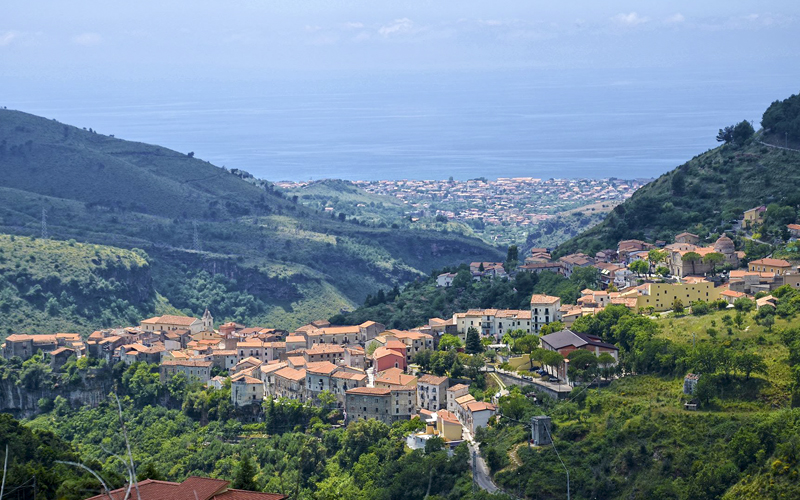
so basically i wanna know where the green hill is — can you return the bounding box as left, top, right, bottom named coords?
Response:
left=0, top=234, right=171, bottom=336
left=0, top=109, right=502, bottom=331
left=557, top=93, right=800, bottom=256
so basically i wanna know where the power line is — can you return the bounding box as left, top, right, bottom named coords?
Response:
left=41, top=207, right=48, bottom=240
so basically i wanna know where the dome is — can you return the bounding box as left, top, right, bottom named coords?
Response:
left=714, top=235, right=735, bottom=254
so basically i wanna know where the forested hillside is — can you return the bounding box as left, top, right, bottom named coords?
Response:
left=0, top=234, right=170, bottom=336
left=557, top=93, right=800, bottom=256
left=0, top=109, right=502, bottom=330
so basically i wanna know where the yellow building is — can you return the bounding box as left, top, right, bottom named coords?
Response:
left=636, top=280, right=720, bottom=311
left=743, top=206, right=766, bottom=229
left=749, top=258, right=793, bottom=276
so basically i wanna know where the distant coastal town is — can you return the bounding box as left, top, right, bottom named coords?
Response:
left=277, top=177, right=649, bottom=247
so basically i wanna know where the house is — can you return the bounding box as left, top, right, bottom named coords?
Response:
left=390, top=330, right=435, bottom=363
left=235, top=340, right=266, bottom=362
left=635, top=280, right=719, bottom=312
left=470, top=262, right=508, bottom=280
left=344, top=386, right=416, bottom=425
left=48, top=347, right=75, bottom=370
left=454, top=393, right=476, bottom=424
left=210, top=350, right=238, bottom=370
left=140, top=314, right=205, bottom=335
left=303, top=344, right=345, bottom=364
left=272, top=366, right=306, bottom=401
left=260, top=362, right=288, bottom=398
left=344, top=346, right=366, bottom=369
left=540, top=329, right=619, bottom=383
left=285, top=335, right=307, bottom=351
left=720, top=289, right=746, bottom=305
left=674, top=232, right=700, bottom=245
left=305, top=361, right=339, bottom=404
left=374, top=367, right=417, bottom=389
left=558, top=253, right=594, bottom=278
left=463, top=401, right=497, bottom=435
left=756, top=295, right=778, bottom=310
left=160, top=359, right=212, bottom=384
left=749, top=258, right=792, bottom=276
left=2, top=333, right=82, bottom=360
left=231, top=356, right=262, bottom=375
left=86, top=333, right=125, bottom=361
left=118, top=343, right=165, bottom=365
left=617, top=239, right=653, bottom=263
left=530, top=295, right=562, bottom=333
left=417, top=374, right=449, bottom=412
left=594, top=249, right=618, bottom=263
left=728, top=270, right=779, bottom=295
left=683, top=374, right=700, bottom=395
left=372, top=345, right=407, bottom=372
left=518, top=261, right=563, bottom=274
left=453, top=310, right=532, bottom=340
left=743, top=206, right=766, bottom=228
left=437, top=272, right=457, bottom=287
left=407, top=409, right=463, bottom=450
left=330, top=369, right=368, bottom=406
left=83, top=475, right=286, bottom=500
left=446, top=384, right=470, bottom=414
left=788, top=224, right=800, bottom=239
left=231, top=375, right=264, bottom=407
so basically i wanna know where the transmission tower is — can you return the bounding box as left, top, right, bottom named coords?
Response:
left=41, top=207, right=48, bottom=239
left=193, top=221, right=201, bottom=252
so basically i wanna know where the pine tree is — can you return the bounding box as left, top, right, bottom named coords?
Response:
left=465, top=327, right=483, bottom=354
left=233, top=451, right=257, bottom=490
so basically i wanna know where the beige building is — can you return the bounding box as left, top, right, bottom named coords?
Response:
left=159, top=359, right=212, bottom=384
left=743, top=206, right=766, bottom=228
left=140, top=315, right=205, bottom=335
left=272, top=366, right=306, bottom=401
left=345, top=386, right=416, bottom=425
left=446, top=384, right=470, bottom=414
left=636, top=280, right=720, bottom=311
left=305, top=361, right=339, bottom=404
left=530, top=295, right=562, bottom=332
left=330, top=369, right=368, bottom=406
left=2, top=333, right=83, bottom=360
left=453, top=309, right=533, bottom=340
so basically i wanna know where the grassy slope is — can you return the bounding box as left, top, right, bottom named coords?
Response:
left=0, top=234, right=159, bottom=336
left=0, top=109, right=502, bottom=330
left=485, top=309, right=798, bottom=500
left=556, top=138, right=800, bottom=256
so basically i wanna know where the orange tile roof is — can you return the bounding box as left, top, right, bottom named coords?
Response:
left=750, top=258, right=792, bottom=267
left=274, top=367, right=306, bottom=381
left=418, top=374, right=448, bottom=385
left=306, top=361, right=339, bottom=375
left=530, top=294, right=560, bottom=304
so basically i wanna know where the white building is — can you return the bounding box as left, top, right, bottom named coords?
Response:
left=530, top=294, right=562, bottom=333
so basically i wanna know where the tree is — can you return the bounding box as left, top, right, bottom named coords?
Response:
left=648, top=249, right=667, bottom=272
left=703, top=252, right=725, bottom=276
left=681, top=251, right=702, bottom=275
left=506, top=245, right=519, bottom=264
left=656, top=266, right=670, bottom=277
left=539, top=321, right=564, bottom=335
left=597, top=352, right=617, bottom=379
left=465, top=327, right=484, bottom=354
left=629, top=259, right=649, bottom=277
left=567, top=349, right=598, bottom=384
left=232, top=451, right=257, bottom=489
left=673, top=298, right=684, bottom=314
left=735, top=352, right=767, bottom=380
left=438, top=334, right=462, bottom=351
left=716, top=125, right=734, bottom=144
left=541, top=350, right=564, bottom=376
left=732, top=120, right=755, bottom=145
left=734, top=297, right=755, bottom=312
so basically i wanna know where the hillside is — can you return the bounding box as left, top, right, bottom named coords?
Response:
left=0, top=109, right=502, bottom=330
left=556, top=92, right=800, bottom=256
left=557, top=138, right=800, bottom=255
left=0, top=234, right=168, bottom=336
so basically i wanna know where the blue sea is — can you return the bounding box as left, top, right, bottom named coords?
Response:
left=4, top=67, right=799, bottom=181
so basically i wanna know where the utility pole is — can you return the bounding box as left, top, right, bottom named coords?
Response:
left=0, top=444, right=8, bottom=499
left=41, top=207, right=48, bottom=240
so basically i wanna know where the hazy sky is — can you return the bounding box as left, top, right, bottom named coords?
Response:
left=3, top=1, right=799, bottom=81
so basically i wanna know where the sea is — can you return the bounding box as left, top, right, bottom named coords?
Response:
left=4, top=66, right=799, bottom=182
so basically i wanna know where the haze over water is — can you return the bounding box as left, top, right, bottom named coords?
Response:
left=5, top=66, right=799, bottom=182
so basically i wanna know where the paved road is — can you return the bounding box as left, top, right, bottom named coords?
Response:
left=464, top=429, right=499, bottom=494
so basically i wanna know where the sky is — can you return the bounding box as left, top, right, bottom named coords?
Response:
left=3, top=1, right=799, bottom=80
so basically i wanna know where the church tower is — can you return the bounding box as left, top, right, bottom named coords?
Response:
left=202, top=308, right=214, bottom=331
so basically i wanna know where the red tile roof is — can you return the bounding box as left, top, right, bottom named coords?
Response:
left=83, top=476, right=286, bottom=500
